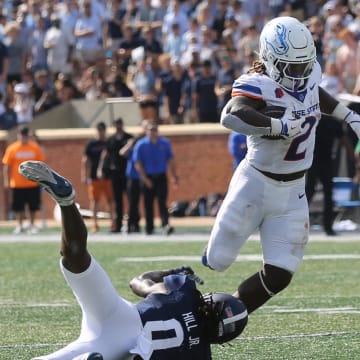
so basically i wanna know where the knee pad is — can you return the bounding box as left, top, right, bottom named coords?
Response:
left=260, top=264, right=293, bottom=296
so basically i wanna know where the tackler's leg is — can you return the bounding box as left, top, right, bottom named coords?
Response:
left=18, top=160, right=90, bottom=273
left=234, top=264, right=292, bottom=314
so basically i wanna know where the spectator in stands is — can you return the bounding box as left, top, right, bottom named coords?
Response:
left=58, top=0, right=79, bottom=50
left=82, top=121, right=113, bottom=233
left=162, top=0, right=189, bottom=40
left=123, top=0, right=141, bottom=31
left=322, top=14, right=344, bottom=63
left=74, top=0, right=103, bottom=66
left=113, top=73, right=134, bottom=98
left=28, top=15, right=48, bottom=73
left=3, top=21, right=26, bottom=85
left=161, top=58, right=191, bottom=124
left=105, top=0, right=126, bottom=52
left=198, top=25, right=218, bottom=65
left=237, top=23, right=260, bottom=63
left=308, top=15, right=325, bottom=70
left=43, top=14, right=73, bottom=79
left=141, top=25, right=163, bottom=59
left=117, top=24, right=143, bottom=73
left=194, top=0, right=217, bottom=26
left=2, top=126, right=45, bottom=234
left=13, top=82, right=34, bottom=124
left=25, top=0, right=44, bottom=30
left=54, top=74, right=83, bottom=102
left=130, top=58, right=158, bottom=121
left=32, top=69, right=60, bottom=115
left=133, top=0, right=154, bottom=32
left=320, top=60, right=340, bottom=96
left=268, top=0, right=286, bottom=18
left=192, top=59, right=218, bottom=123
left=134, top=120, right=178, bottom=235
left=183, top=17, right=201, bottom=47
left=180, top=39, right=201, bottom=68
left=163, top=22, right=184, bottom=59
left=78, top=66, right=104, bottom=101
left=195, top=1, right=214, bottom=29
left=149, top=0, right=168, bottom=41
left=240, top=0, right=268, bottom=32
left=215, top=52, right=238, bottom=114
left=335, top=28, right=360, bottom=94
left=211, top=1, right=228, bottom=44
left=229, top=0, right=253, bottom=38
left=98, top=117, right=133, bottom=233
left=0, top=27, right=9, bottom=98
left=0, top=96, right=17, bottom=130
left=223, top=14, right=241, bottom=49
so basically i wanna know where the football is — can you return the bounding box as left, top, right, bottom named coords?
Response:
left=258, top=105, right=286, bottom=119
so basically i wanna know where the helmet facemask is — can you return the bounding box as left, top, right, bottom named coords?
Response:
left=275, top=57, right=315, bottom=91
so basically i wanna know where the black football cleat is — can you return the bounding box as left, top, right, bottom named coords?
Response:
left=19, top=161, right=75, bottom=206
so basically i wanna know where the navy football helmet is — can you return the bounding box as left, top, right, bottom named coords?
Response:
left=202, top=292, right=248, bottom=344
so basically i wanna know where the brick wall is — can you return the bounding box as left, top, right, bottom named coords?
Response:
left=0, top=124, right=234, bottom=220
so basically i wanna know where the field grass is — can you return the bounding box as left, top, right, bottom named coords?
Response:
left=0, top=232, right=359, bottom=360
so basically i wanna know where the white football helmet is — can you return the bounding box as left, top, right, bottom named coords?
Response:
left=259, top=16, right=316, bottom=91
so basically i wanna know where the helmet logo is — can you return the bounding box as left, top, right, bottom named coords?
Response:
left=266, top=23, right=289, bottom=56
left=225, top=306, right=234, bottom=318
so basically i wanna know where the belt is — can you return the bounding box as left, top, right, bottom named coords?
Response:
left=254, top=167, right=306, bottom=182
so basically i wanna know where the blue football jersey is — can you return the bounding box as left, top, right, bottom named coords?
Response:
left=136, top=274, right=212, bottom=359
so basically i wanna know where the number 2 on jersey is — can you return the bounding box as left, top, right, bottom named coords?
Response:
left=284, top=116, right=317, bottom=161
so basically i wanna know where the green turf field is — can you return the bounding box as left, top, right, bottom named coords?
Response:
left=0, top=234, right=359, bottom=360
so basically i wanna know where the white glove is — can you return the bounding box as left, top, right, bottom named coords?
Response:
left=270, top=116, right=303, bottom=138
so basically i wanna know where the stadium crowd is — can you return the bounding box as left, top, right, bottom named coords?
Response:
left=0, top=0, right=360, bottom=129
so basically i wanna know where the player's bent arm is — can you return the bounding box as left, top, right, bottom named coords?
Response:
left=221, top=96, right=301, bottom=137
left=129, top=266, right=195, bottom=297
left=221, top=96, right=273, bottom=135
left=129, top=276, right=168, bottom=298
left=319, top=86, right=360, bottom=138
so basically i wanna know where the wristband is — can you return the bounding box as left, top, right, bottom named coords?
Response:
left=332, top=102, right=352, bottom=122
left=270, top=118, right=282, bottom=135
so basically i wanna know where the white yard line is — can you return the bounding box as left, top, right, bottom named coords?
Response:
left=117, top=254, right=360, bottom=262
left=240, top=330, right=360, bottom=341
left=0, top=231, right=359, bottom=243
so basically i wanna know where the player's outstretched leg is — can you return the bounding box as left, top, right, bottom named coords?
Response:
left=19, top=160, right=76, bottom=206
left=19, top=161, right=90, bottom=273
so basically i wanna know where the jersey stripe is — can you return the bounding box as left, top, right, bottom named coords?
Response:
left=232, top=83, right=263, bottom=99
left=231, top=90, right=263, bottom=99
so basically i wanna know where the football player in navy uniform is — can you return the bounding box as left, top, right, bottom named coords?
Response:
left=203, top=17, right=360, bottom=315
left=18, top=160, right=248, bottom=360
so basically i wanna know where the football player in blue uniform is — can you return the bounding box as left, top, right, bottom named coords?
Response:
left=203, top=16, right=360, bottom=315
left=19, top=160, right=248, bottom=360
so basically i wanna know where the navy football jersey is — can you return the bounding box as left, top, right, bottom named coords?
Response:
left=136, top=274, right=212, bottom=360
